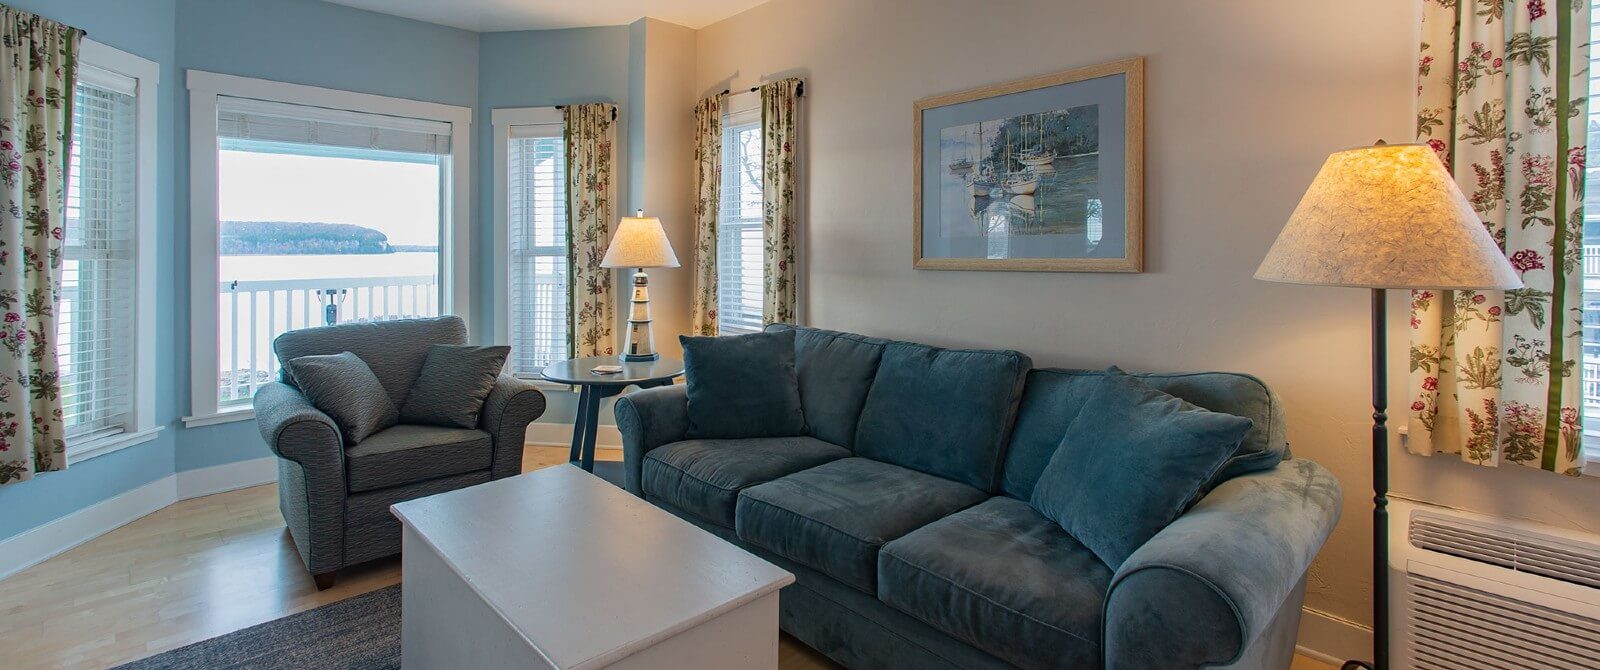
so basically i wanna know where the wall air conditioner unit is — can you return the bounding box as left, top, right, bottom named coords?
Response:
left=1390, top=498, right=1600, bottom=669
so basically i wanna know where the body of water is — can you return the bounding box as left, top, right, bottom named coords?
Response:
left=220, top=251, right=439, bottom=282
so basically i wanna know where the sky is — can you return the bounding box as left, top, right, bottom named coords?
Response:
left=217, top=150, right=442, bottom=246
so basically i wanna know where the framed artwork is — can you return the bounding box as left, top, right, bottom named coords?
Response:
left=913, top=57, right=1143, bottom=272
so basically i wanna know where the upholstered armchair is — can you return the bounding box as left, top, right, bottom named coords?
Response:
left=252, top=315, right=545, bottom=589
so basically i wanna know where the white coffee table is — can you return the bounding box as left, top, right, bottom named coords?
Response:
left=391, top=465, right=794, bottom=670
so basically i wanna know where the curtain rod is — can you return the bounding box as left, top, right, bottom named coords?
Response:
left=732, top=81, right=805, bottom=97
left=553, top=105, right=618, bottom=121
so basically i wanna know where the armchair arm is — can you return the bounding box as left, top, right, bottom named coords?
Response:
left=480, top=375, right=547, bottom=479
left=254, top=382, right=344, bottom=467
left=1103, top=458, right=1342, bottom=670
left=252, top=381, right=349, bottom=573
left=613, top=384, right=689, bottom=495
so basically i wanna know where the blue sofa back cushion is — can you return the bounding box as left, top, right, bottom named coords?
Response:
left=853, top=342, right=1031, bottom=490
left=681, top=330, right=808, bottom=439
left=1029, top=370, right=1253, bottom=569
left=1002, top=368, right=1289, bottom=501
left=766, top=324, right=890, bottom=449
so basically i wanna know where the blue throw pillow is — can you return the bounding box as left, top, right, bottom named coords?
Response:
left=1029, top=369, right=1253, bottom=568
left=680, top=330, right=807, bottom=439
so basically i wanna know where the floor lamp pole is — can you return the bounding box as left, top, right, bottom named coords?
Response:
left=1345, top=287, right=1390, bottom=670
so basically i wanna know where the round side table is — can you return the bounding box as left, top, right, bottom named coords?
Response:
left=541, top=356, right=684, bottom=485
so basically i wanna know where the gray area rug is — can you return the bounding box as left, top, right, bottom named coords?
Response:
left=113, top=584, right=401, bottom=670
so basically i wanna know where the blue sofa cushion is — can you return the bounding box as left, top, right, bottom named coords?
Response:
left=680, top=330, right=807, bottom=439
left=853, top=343, right=1030, bottom=489
left=344, top=424, right=493, bottom=493
left=878, top=496, right=1113, bottom=670
left=767, top=324, right=889, bottom=449
left=736, top=457, right=987, bottom=594
left=1002, top=368, right=1289, bottom=501
left=1030, top=371, right=1252, bottom=568
left=642, top=436, right=852, bottom=528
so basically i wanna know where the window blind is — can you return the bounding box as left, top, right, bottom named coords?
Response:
left=507, top=125, right=570, bottom=377
left=217, top=96, right=452, bottom=155
left=718, top=110, right=765, bottom=335
left=62, top=80, right=138, bottom=440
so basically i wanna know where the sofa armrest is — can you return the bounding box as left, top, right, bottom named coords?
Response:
left=253, top=382, right=344, bottom=468
left=480, top=375, right=547, bottom=478
left=1103, top=458, right=1342, bottom=670
left=614, top=384, right=690, bottom=495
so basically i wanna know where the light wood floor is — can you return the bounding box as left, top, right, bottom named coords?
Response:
left=0, top=446, right=1335, bottom=670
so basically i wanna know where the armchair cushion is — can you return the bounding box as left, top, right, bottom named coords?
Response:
left=274, top=315, right=467, bottom=407
left=399, top=345, right=511, bottom=428
left=1030, top=370, right=1252, bottom=569
left=344, top=424, right=493, bottom=493
left=680, top=330, right=806, bottom=439
left=642, top=436, right=851, bottom=528
left=878, top=496, right=1112, bottom=670
left=735, top=457, right=987, bottom=594
left=282, top=352, right=398, bottom=445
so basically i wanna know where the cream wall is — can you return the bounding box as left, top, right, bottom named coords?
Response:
left=688, top=0, right=1600, bottom=634
left=626, top=19, right=699, bottom=361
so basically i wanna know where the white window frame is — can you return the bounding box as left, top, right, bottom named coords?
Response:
left=492, top=107, right=569, bottom=389
left=66, top=40, right=162, bottom=462
left=184, top=71, right=473, bottom=427
left=718, top=92, right=765, bottom=335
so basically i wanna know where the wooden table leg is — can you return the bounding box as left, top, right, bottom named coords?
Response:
left=569, top=386, right=591, bottom=465
left=580, top=388, right=603, bottom=472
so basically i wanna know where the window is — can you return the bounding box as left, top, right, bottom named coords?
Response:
left=62, top=41, right=160, bottom=460
left=187, top=71, right=471, bottom=425
left=498, top=111, right=569, bottom=377
left=1585, top=7, right=1600, bottom=463
left=717, top=100, right=765, bottom=335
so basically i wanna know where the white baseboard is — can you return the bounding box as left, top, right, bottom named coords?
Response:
left=175, top=456, right=277, bottom=499
left=1295, top=606, right=1371, bottom=665
left=0, top=456, right=279, bottom=580
left=525, top=422, right=622, bottom=450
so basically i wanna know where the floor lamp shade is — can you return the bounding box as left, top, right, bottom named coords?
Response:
left=1254, top=143, right=1520, bottom=670
left=1255, top=143, right=1520, bottom=291
left=602, top=211, right=679, bottom=362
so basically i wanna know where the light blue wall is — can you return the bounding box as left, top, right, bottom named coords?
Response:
left=0, top=0, right=642, bottom=543
left=171, top=0, right=481, bottom=470
left=477, top=26, right=633, bottom=425
left=0, top=0, right=181, bottom=541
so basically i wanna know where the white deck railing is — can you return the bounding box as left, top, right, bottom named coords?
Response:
left=218, top=274, right=438, bottom=405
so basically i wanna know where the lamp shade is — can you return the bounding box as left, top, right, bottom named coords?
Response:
left=1255, top=143, right=1521, bottom=290
left=601, top=210, right=680, bottom=269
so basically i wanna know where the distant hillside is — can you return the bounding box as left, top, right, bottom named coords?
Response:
left=221, top=221, right=395, bottom=255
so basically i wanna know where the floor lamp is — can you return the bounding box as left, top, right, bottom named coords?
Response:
left=1254, top=142, right=1522, bottom=670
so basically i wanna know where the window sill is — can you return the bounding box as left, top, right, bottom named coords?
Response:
left=67, top=426, right=164, bottom=464
left=182, top=408, right=255, bottom=428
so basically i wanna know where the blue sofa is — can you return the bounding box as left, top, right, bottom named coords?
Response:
left=615, top=325, right=1341, bottom=670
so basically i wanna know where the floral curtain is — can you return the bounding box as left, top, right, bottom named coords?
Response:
left=0, top=8, right=80, bottom=485
left=760, top=79, right=802, bottom=326
left=689, top=93, right=723, bottom=336
left=1408, top=0, right=1589, bottom=475
left=564, top=103, right=617, bottom=358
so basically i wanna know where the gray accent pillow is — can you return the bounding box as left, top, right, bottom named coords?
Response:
left=680, top=330, right=806, bottom=439
left=1030, top=369, right=1253, bottom=569
left=400, top=345, right=511, bottom=429
left=283, top=352, right=398, bottom=446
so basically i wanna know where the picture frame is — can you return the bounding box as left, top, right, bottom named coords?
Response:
left=913, top=57, right=1144, bottom=272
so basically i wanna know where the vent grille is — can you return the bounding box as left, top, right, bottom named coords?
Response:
left=1410, top=515, right=1600, bottom=590
left=1405, top=573, right=1600, bottom=670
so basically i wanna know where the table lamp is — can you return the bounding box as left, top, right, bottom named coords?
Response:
left=1255, top=142, right=1521, bottom=670
left=601, top=210, right=680, bottom=362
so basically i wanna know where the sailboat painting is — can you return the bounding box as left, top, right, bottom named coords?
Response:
left=915, top=57, right=1143, bottom=272
left=938, top=105, right=1098, bottom=238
